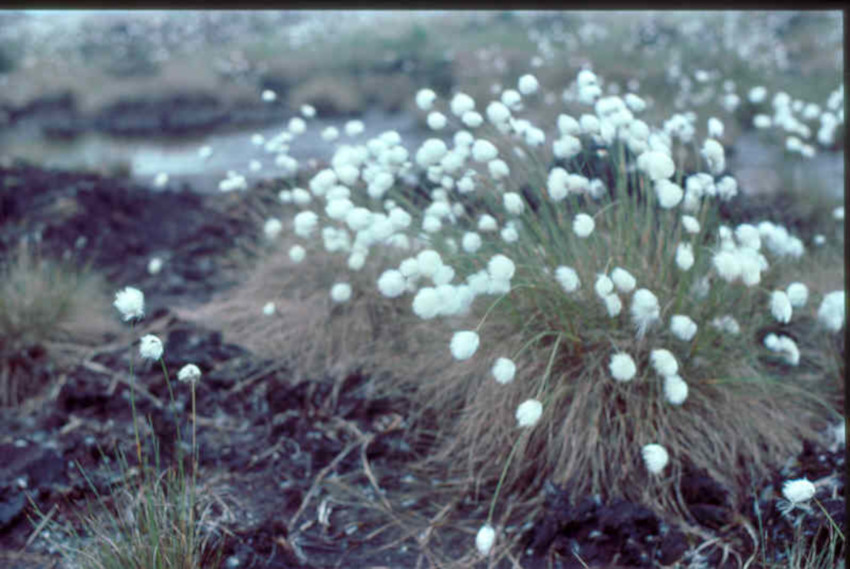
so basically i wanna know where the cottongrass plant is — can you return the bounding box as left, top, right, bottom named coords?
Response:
left=236, top=67, right=842, bottom=560
left=33, top=287, right=223, bottom=569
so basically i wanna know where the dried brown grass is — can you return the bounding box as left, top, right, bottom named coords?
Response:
left=180, top=236, right=435, bottom=383
left=0, top=242, right=119, bottom=405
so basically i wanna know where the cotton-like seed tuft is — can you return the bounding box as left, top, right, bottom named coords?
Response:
left=609, top=353, right=637, bottom=382
left=377, top=270, right=406, bottom=298
left=631, top=289, right=660, bottom=336
left=555, top=266, right=580, bottom=293
left=642, top=444, right=669, bottom=474
left=609, top=267, right=636, bottom=293
left=492, top=357, right=517, bottom=384
left=663, top=375, right=689, bottom=405
left=655, top=180, right=683, bottom=209
left=488, top=255, right=516, bottom=281
left=177, top=364, right=201, bottom=385
left=139, top=334, right=164, bottom=360
left=573, top=213, right=595, bottom=238
left=594, top=274, right=614, bottom=298
left=650, top=349, right=678, bottom=377
left=515, top=399, right=543, bottom=428
left=518, top=74, right=539, bottom=95
left=114, top=287, right=145, bottom=322
left=782, top=479, right=816, bottom=503
left=670, top=315, right=698, bottom=342
left=264, top=218, right=283, bottom=240
left=786, top=283, right=808, bottom=308
left=770, top=291, right=793, bottom=323
left=817, top=291, right=845, bottom=332
left=472, top=139, right=499, bottom=162
left=604, top=293, right=622, bottom=317
left=416, top=89, right=437, bottom=111
left=450, top=330, right=480, bottom=361
left=330, top=283, right=352, bottom=303
left=475, top=524, right=496, bottom=556
left=676, top=243, right=695, bottom=271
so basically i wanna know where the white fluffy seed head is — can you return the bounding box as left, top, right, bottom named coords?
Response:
left=114, top=287, right=145, bottom=322
left=416, top=250, right=443, bottom=278
left=786, top=283, right=809, bottom=308
left=478, top=214, right=498, bottom=232
left=289, top=245, right=306, bottom=263
left=462, top=232, right=482, bottom=253
left=631, top=289, right=660, bottom=336
left=713, top=250, right=741, bottom=282
left=503, top=192, right=524, bottom=215
left=610, top=267, right=636, bottom=293
left=472, top=139, right=499, bottom=162
left=655, top=180, right=684, bottom=209
left=650, top=349, right=678, bottom=377
left=412, top=287, right=440, bottom=319
left=555, top=266, right=581, bottom=293
left=475, top=524, right=496, bottom=556
left=609, top=353, right=637, bottom=382
left=416, top=88, right=437, bottom=111
left=642, top=444, right=669, bottom=474
left=676, top=243, right=695, bottom=271
left=604, top=293, right=622, bottom=317
left=427, top=112, right=447, bottom=130
left=670, top=315, right=698, bottom=342
left=492, top=357, right=517, bottom=384
left=595, top=274, right=614, bottom=298
left=681, top=215, right=701, bottom=234
left=147, top=257, right=163, bottom=275
left=770, top=291, right=793, bottom=323
left=264, top=218, right=283, bottom=240
left=782, top=479, right=816, bottom=503
left=450, top=330, right=480, bottom=361
left=817, top=291, right=845, bottom=332
left=139, top=334, right=163, bottom=360
left=573, top=213, right=595, bottom=238
left=642, top=151, right=676, bottom=181
left=378, top=270, right=406, bottom=298
left=515, top=399, right=543, bottom=428
left=663, top=375, right=689, bottom=405
left=488, top=254, right=516, bottom=282
left=518, top=74, right=539, bottom=95
left=330, top=283, right=352, bottom=303
left=177, top=363, right=202, bottom=385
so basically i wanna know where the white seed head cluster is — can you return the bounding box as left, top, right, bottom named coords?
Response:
left=609, top=353, right=637, bottom=382
left=642, top=444, right=669, bottom=474
left=670, top=315, right=698, bottom=342
left=817, top=291, right=845, bottom=332
left=450, top=330, right=480, bottom=361
left=769, top=290, right=793, bottom=323
left=139, top=334, right=164, bottom=361
left=492, top=357, right=517, bottom=384
left=631, top=289, right=660, bottom=337
left=650, top=349, right=679, bottom=377
left=177, top=364, right=202, bottom=385
left=475, top=524, right=496, bottom=556
left=114, top=287, right=145, bottom=322
left=782, top=479, right=815, bottom=504
left=515, top=399, right=543, bottom=428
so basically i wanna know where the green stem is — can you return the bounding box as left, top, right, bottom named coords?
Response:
left=128, top=322, right=142, bottom=471
left=159, top=358, right=185, bottom=472
left=536, top=334, right=563, bottom=397
left=487, top=437, right=523, bottom=523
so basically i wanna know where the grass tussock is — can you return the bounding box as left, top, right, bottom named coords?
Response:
left=181, top=235, right=427, bottom=382
left=0, top=242, right=118, bottom=405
